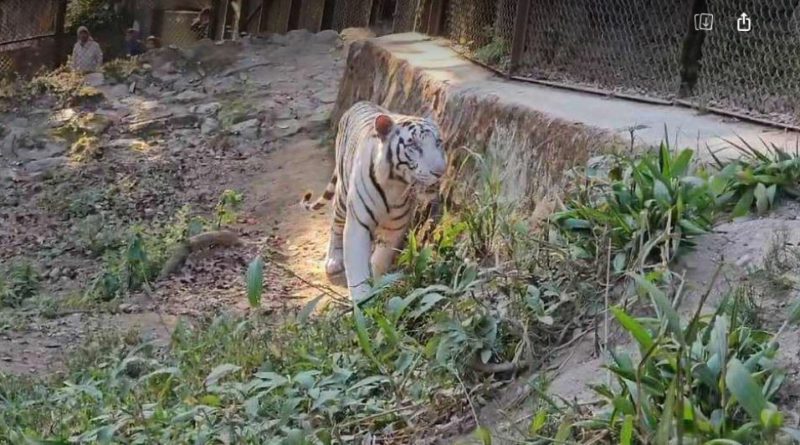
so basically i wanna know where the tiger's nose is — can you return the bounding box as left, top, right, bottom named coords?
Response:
left=431, top=161, right=446, bottom=178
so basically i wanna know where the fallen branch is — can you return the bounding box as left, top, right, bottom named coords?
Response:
left=157, top=230, right=242, bottom=281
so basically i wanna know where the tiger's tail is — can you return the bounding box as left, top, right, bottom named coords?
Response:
left=301, top=174, right=337, bottom=211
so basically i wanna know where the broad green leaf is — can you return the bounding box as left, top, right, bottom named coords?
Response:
left=759, top=408, right=783, bottom=431
left=349, top=375, right=391, bottom=392
left=353, top=305, right=377, bottom=363
left=563, top=218, right=591, bottom=230
left=732, top=187, right=755, bottom=218
left=726, top=359, right=767, bottom=422
left=631, top=274, right=684, bottom=345
left=246, top=256, right=264, bottom=308
left=655, top=379, right=676, bottom=444
left=475, top=426, right=492, bottom=445
left=671, top=149, right=694, bottom=177
left=554, top=418, right=572, bottom=442
left=408, top=292, right=446, bottom=319
left=653, top=179, right=672, bottom=208
left=766, top=184, right=777, bottom=207
left=611, top=306, right=654, bottom=350
left=708, top=315, right=728, bottom=375
left=613, top=252, right=627, bottom=273
left=679, top=218, right=707, bottom=235
left=754, top=183, right=769, bottom=214
left=530, top=409, right=548, bottom=435
left=620, top=414, right=634, bottom=445
left=204, top=364, right=241, bottom=387
left=297, top=295, right=324, bottom=324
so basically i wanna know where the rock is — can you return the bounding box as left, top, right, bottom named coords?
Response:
left=84, top=72, right=105, bottom=86
left=230, top=118, right=260, bottom=138
left=287, top=29, right=312, bottom=45
left=128, top=118, right=166, bottom=135
left=172, top=90, right=207, bottom=103
left=191, top=102, right=222, bottom=115
left=108, top=83, right=130, bottom=98
left=313, top=30, right=340, bottom=45
left=168, top=113, right=199, bottom=129
left=201, top=117, right=220, bottom=135
left=266, top=118, right=301, bottom=141
left=318, top=89, right=338, bottom=104
left=24, top=156, right=67, bottom=174
left=48, top=109, right=78, bottom=128
left=268, top=33, right=290, bottom=46
left=118, top=303, right=139, bottom=313
left=16, top=143, right=67, bottom=161
left=307, top=109, right=330, bottom=127
left=107, top=138, right=146, bottom=149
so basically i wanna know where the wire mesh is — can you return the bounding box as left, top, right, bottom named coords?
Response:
left=393, top=0, right=421, bottom=33
left=693, top=2, right=800, bottom=126
left=0, top=0, right=60, bottom=43
left=161, top=10, right=204, bottom=47
left=297, top=0, right=327, bottom=32
left=518, top=0, right=691, bottom=99
left=444, top=0, right=497, bottom=51
left=332, top=0, right=373, bottom=31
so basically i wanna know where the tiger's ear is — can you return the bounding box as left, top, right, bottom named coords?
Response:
left=374, top=114, right=394, bottom=139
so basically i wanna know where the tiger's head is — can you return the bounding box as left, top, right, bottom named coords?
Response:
left=375, top=114, right=446, bottom=191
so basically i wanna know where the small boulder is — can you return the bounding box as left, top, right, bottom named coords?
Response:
left=230, top=118, right=260, bottom=139
left=24, top=156, right=67, bottom=174
left=201, top=117, right=220, bottom=135
left=313, top=30, right=340, bottom=45
left=172, top=90, right=207, bottom=103
left=191, top=102, right=222, bottom=115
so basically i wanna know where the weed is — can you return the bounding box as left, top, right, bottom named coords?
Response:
left=554, top=144, right=718, bottom=273
left=534, top=276, right=800, bottom=444
left=214, top=189, right=244, bottom=228
left=26, top=67, right=103, bottom=106
left=69, top=135, right=102, bottom=161
left=474, top=36, right=510, bottom=69
left=73, top=214, right=124, bottom=257
left=0, top=260, right=41, bottom=308
left=710, top=138, right=800, bottom=217
left=102, top=57, right=141, bottom=84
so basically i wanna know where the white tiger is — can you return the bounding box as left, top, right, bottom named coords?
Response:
left=302, top=101, right=446, bottom=302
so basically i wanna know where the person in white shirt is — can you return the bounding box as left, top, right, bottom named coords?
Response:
left=71, top=26, right=103, bottom=73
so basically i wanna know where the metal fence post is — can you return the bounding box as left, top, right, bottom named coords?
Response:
left=425, top=0, right=445, bottom=35
left=508, top=0, right=531, bottom=77
left=54, top=0, right=68, bottom=68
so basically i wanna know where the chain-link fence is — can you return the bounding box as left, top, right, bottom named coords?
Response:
left=694, top=2, right=800, bottom=126
left=517, top=0, right=691, bottom=99
left=0, top=0, right=63, bottom=77
left=393, top=0, right=421, bottom=33
left=331, top=0, right=373, bottom=30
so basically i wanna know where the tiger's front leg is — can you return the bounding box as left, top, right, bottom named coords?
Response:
left=343, top=218, right=373, bottom=302
left=371, top=228, right=406, bottom=281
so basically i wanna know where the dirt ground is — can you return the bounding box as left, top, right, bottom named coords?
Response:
left=0, top=30, right=360, bottom=375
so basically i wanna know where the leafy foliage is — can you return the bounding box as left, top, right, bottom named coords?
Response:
left=0, top=260, right=41, bottom=308
left=710, top=139, right=800, bottom=217
left=554, top=144, right=718, bottom=272
left=536, top=278, right=800, bottom=444
left=66, top=0, right=126, bottom=35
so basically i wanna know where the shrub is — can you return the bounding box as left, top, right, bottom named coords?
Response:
left=554, top=144, right=719, bottom=273
left=710, top=139, right=800, bottom=217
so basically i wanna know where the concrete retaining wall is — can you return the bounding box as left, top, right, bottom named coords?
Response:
left=331, top=34, right=615, bottom=208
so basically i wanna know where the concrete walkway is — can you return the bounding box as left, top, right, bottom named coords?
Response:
left=378, top=33, right=799, bottom=159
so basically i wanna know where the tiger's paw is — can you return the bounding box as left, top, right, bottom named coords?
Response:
left=325, top=257, right=345, bottom=276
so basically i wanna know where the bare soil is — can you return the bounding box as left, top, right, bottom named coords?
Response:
left=0, top=30, right=348, bottom=375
